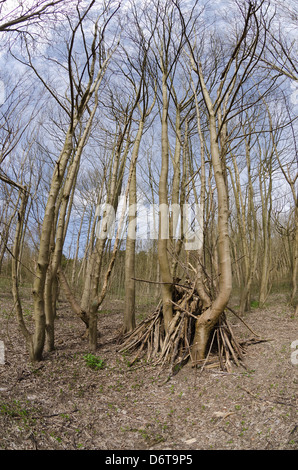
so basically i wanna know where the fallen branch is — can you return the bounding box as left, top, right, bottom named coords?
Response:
left=132, top=277, right=193, bottom=290
left=226, top=306, right=261, bottom=338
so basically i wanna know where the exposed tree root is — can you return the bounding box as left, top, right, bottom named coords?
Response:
left=118, top=283, right=252, bottom=375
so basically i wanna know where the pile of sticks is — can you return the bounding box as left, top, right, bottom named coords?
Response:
left=118, top=281, right=248, bottom=374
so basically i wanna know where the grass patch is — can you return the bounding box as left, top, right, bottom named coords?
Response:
left=83, top=353, right=105, bottom=370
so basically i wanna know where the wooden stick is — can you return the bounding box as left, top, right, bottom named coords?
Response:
left=226, top=306, right=261, bottom=337
left=170, top=300, right=198, bottom=319
left=132, top=277, right=193, bottom=290
left=200, top=329, right=216, bottom=373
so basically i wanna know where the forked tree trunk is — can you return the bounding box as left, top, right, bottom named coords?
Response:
left=32, top=127, right=74, bottom=361
left=191, top=65, right=232, bottom=361
left=44, top=80, right=102, bottom=352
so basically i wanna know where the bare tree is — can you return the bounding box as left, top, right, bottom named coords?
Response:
left=3, top=0, right=296, bottom=370
left=175, top=1, right=271, bottom=360
left=6, top=1, right=120, bottom=360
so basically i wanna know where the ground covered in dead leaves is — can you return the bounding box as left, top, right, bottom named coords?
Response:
left=0, top=284, right=297, bottom=451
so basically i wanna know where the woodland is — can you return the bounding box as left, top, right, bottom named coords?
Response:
left=0, top=0, right=297, bottom=451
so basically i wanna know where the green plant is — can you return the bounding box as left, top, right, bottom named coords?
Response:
left=83, top=353, right=105, bottom=370
left=0, top=400, right=29, bottom=420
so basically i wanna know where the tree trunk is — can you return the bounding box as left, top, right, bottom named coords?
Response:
left=191, top=65, right=232, bottom=361
left=191, top=81, right=210, bottom=309
left=11, top=187, right=35, bottom=361
left=291, top=203, right=298, bottom=306
left=258, top=158, right=272, bottom=307
left=158, top=73, right=173, bottom=333
left=32, top=127, right=74, bottom=360
left=124, top=119, right=144, bottom=333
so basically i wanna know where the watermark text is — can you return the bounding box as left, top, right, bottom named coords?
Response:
left=95, top=198, right=203, bottom=251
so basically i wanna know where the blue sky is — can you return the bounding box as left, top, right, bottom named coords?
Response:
left=0, top=0, right=297, bottom=257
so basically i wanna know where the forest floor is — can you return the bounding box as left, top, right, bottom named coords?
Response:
left=0, top=281, right=297, bottom=451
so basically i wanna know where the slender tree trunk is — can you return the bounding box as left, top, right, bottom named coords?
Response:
left=81, top=132, right=126, bottom=314
left=228, top=133, right=258, bottom=314
left=258, top=158, right=272, bottom=307
left=124, top=119, right=144, bottom=333
left=170, top=104, right=181, bottom=277
left=11, top=187, right=35, bottom=361
left=291, top=203, right=298, bottom=306
left=158, top=72, right=173, bottom=333
left=71, top=205, right=86, bottom=286
left=191, top=81, right=210, bottom=309
left=124, top=163, right=137, bottom=333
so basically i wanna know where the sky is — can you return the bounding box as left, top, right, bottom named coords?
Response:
left=1, top=0, right=297, bottom=257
